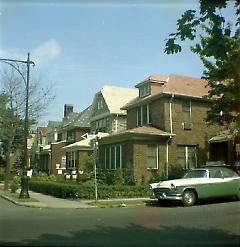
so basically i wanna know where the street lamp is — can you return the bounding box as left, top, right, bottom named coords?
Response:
left=0, top=53, right=35, bottom=198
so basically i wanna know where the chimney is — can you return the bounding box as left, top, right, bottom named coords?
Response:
left=64, top=104, right=73, bottom=117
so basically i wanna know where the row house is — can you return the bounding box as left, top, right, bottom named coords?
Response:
left=98, top=74, right=222, bottom=184
left=36, top=104, right=92, bottom=175
left=62, top=85, right=138, bottom=176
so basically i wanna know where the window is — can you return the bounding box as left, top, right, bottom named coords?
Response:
left=97, top=99, right=104, bottom=110
left=95, top=118, right=110, bottom=133
left=182, top=101, right=192, bottom=129
left=177, top=145, right=197, bottom=169
left=147, top=144, right=158, bottom=169
left=104, top=145, right=122, bottom=169
left=137, top=104, right=150, bottom=126
left=66, top=151, right=76, bottom=169
left=139, top=83, right=150, bottom=98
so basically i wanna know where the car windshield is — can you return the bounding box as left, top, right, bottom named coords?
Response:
left=183, top=170, right=207, bottom=179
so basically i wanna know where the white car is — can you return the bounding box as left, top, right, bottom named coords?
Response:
left=150, top=166, right=240, bottom=206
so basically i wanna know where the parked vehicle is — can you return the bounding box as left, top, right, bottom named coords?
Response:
left=150, top=166, right=240, bottom=206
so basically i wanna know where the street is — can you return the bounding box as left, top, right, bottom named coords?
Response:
left=0, top=197, right=239, bottom=247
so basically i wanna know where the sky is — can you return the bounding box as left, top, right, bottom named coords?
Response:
left=0, top=0, right=235, bottom=126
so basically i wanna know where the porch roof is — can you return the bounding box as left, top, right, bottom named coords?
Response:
left=209, top=130, right=233, bottom=143
left=63, top=132, right=109, bottom=152
left=99, top=126, right=174, bottom=144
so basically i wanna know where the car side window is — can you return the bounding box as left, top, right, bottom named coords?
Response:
left=220, top=168, right=238, bottom=178
left=209, top=169, right=222, bottom=178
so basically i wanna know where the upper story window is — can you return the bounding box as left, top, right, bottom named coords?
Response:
left=67, top=131, right=74, bottom=141
left=139, top=83, right=150, bottom=98
left=95, top=118, right=110, bottom=133
left=182, top=101, right=192, bottom=130
left=97, top=98, right=104, bottom=110
left=137, top=104, right=150, bottom=126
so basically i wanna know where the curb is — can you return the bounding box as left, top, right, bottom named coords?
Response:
left=0, top=193, right=97, bottom=209
left=0, top=193, right=46, bottom=208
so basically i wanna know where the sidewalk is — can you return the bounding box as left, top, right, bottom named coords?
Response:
left=0, top=186, right=152, bottom=209
left=0, top=187, right=95, bottom=209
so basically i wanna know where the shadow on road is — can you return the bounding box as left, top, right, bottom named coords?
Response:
left=146, top=197, right=238, bottom=208
left=1, top=224, right=239, bottom=247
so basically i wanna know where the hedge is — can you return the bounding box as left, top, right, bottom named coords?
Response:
left=29, top=180, right=151, bottom=199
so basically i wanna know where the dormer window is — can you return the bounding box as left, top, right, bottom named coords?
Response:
left=139, top=83, right=150, bottom=98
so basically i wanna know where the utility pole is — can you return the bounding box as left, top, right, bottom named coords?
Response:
left=0, top=53, right=35, bottom=198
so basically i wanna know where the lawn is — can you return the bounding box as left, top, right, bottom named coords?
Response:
left=0, top=189, right=39, bottom=203
left=88, top=199, right=158, bottom=208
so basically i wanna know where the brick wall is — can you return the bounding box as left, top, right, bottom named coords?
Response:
left=51, top=142, right=66, bottom=174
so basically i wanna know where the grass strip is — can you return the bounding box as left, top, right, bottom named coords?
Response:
left=0, top=189, right=39, bottom=203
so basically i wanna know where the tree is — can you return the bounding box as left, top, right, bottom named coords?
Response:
left=0, top=67, right=55, bottom=190
left=165, top=0, right=240, bottom=134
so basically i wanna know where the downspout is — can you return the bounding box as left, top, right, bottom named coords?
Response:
left=169, top=94, right=174, bottom=134
left=166, top=94, right=174, bottom=179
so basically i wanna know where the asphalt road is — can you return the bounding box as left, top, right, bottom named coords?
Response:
left=0, top=197, right=239, bottom=247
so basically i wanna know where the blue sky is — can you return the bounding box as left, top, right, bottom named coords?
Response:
left=0, top=0, right=234, bottom=125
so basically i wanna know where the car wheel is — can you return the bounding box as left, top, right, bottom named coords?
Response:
left=182, top=190, right=196, bottom=207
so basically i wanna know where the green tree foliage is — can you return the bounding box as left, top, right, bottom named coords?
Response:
left=165, top=0, right=240, bottom=133
left=0, top=93, right=22, bottom=190
left=0, top=67, right=55, bottom=190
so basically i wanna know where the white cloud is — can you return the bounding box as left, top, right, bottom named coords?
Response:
left=0, top=39, right=61, bottom=67
left=32, top=39, right=61, bottom=67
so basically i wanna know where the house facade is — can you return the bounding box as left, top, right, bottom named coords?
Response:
left=90, top=85, right=138, bottom=134
left=62, top=85, right=137, bottom=177
left=98, top=74, right=222, bottom=184
left=36, top=104, right=92, bottom=175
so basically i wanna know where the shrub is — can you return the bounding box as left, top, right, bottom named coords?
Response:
left=10, top=175, right=21, bottom=193
left=32, top=172, right=58, bottom=182
left=29, top=180, right=150, bottom=199
left=168, top=164, right=185, bottom=179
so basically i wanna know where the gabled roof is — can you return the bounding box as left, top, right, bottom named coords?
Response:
left=123, top=74, right=209, bottom=109
left=99, top=85, right=138, bottom=114
left=60, top=105, right=93, bottom=130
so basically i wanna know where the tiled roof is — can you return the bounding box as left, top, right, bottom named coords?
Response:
left=126, top=126, right=173, bottom=136
left=102, top=126, right=173, bottom=140
left=100, top=85, right=138, bottom=114
left=123, top=73, right=209, bottom=109
left=163, top=74, right=209, bottom=98
left=60, top=105, right=93, bottom=129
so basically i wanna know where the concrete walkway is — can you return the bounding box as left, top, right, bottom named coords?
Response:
left=0, top=186, right=95, bottom=209
left=18, top=191, right=95, bottom=209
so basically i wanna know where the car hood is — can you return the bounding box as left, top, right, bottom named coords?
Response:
left=150, top=178, right=205, bottom=189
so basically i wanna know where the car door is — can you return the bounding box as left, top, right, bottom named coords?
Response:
left=207, top=168, right=226, bottom=198
left=219, top=167, right=240, bottom=196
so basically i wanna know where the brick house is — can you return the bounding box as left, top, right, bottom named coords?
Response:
left=37, top=104, right=92, bottom=175
left=37, top=122, right=61, bottom=173
left=52, top=104, right=93, bottom=175
left=98, top=74, right=221, bottom=184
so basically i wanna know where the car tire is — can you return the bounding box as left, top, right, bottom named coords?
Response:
left=182, top=190, right=196, bottom=207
